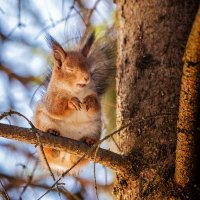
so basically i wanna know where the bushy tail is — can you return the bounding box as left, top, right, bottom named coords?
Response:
left=87, top=31, right=116, bottom=96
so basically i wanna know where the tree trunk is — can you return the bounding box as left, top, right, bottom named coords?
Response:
left=115, top=0, right=199, bottom=199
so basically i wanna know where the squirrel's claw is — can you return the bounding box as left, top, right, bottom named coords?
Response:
left=47, top=129, right=60, bottom=136
left=83, top=95, right=98, bottom=111
left=69, top=97, right=82, bottom=111
left=80, top=136, right=98, bottom=145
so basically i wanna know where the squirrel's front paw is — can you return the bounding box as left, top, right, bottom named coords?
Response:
left=83, top=95, right=98, bottom=111
left=68, top=97, right=82, bottom=111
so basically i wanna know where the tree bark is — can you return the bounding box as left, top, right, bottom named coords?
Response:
left=115, top=0, right=199, bottom=199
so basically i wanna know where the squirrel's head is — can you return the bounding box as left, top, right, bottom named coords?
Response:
left=47, top=34, right=94, bottom=92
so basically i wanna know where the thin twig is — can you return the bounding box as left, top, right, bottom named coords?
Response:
left=7, top=0, right=25, bottom=38
left=80, top=0, right=101, bottom=43
left=73, top=5, right=86, bottom=26
left=7, top=25, right=18, bottom=38
left=59, top=186, right=81, bottom=200
left=111, top=135, right=122, bottom=152
left=35, top=2, right=75, bottom=39
left=35, top=132, right=62, bottom=199
left=0, top=172, right=68, bottom=196
left=0, top=111, right=34, bottom=128
left=44, top=0, right=55, bottom=27
left=18, top=0, right=22, bottom=26
left=93, top=144, right=100, bottom=200
left=0, top=179, right=10, bottom=200
left=85, top=0, right=101, bottom=27
left=0, top=7, right=4, bottom=14
left=35, top=133, right=55, bottom=180
left=18, top=160, right=38, bottom=200
left=64, top=0, right=75, bottom=35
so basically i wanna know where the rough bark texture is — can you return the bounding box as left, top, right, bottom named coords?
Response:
left=115, top=0, right=199, bottom=199
left=175, top=7, right=200, bottom=187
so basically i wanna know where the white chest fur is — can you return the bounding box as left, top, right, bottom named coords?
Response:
left=36, top=84, right=102, bottom=142
left=59, top=107, right=101, bottom=140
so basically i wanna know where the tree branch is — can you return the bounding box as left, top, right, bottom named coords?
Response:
left=0, top=64, right=40, bottom=85
left=175, top=6, right=200, bottom=187
left=0, top=123, right=137, bottom=179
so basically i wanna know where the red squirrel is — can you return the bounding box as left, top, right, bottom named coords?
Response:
left=33, top=32, right=115, bottom=173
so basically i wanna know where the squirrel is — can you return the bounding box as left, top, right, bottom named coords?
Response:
left=33, top=32, right=116, bottom=174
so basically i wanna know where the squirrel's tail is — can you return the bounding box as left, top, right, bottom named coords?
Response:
left=87, top=30, right=116, bottom=96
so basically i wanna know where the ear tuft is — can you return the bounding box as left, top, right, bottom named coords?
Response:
left=45, top=34, right=66, bottom=69
left=45, top=34, right=56, bottom=49
left=82, top=32, right=95, bottom=57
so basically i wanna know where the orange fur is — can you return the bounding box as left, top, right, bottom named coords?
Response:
left=34, top=35, right=101, bottom=174
left=43, top=147, right=89, bottom=171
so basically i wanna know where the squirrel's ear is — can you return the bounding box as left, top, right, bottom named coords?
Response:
left=46, top=34, right=66, bottom=69
left=81, top=32, right=95, bottom=57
